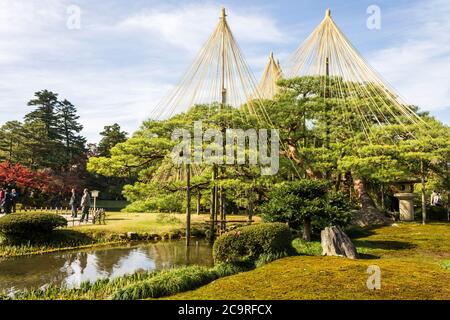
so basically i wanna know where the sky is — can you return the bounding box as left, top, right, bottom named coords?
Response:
left=0, top=0, right=449, bottom=142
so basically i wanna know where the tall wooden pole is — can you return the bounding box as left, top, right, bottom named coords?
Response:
left=219, top=7, right=227, bottom=233
left=325, top=56, right=330, bottom=150
left=186, top=163, right=192, bottom=246
left=420, top=159, right=427, bottom=225
left=196, top=191, right=201, bottom=215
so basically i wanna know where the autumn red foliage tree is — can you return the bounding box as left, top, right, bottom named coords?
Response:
left=0, top=161, right=49, bottom=191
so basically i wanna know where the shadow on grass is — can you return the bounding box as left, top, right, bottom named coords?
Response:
left=354, top=239, right=416, bottom=251
left=345, top=226, right=377, bottom=239
left=357, top=253, right=381, bottom=260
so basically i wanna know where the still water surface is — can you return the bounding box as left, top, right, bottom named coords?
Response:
left=0, top=240, right=213, bottom=294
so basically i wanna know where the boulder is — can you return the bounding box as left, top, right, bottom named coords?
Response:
left=321, top=226, right=357, bottom=259
left=351, top=207, right=392, bottom=228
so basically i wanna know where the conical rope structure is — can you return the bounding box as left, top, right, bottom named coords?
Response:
left=286, top=9, right=425, bottom=140
left=257, top=52, right=284, bottom=100
left=150, top=8, right=269, bottom=123
left=149, top=8, right=278, bottom=185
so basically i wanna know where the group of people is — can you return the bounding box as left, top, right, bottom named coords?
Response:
left=70, top=188, right=91, bottom=222
left=0, top=188, right=19, bottom=214
left=0, top=187, right=91, bottom=222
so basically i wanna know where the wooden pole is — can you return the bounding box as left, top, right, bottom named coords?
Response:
left=186, top=163, right=192, bottom=246
left=209, top=166, right=217, bottom=242
left=421, top=159, right=427, bottom=225
left=196, top=191, right=201, bottom=215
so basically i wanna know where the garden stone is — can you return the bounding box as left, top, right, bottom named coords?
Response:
left=321, top=226, right=357, bottom=259
left=351, top=207, right=392, bottom=227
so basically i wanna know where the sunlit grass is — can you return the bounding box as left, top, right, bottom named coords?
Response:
left=169, top=223, right=450, bottom=300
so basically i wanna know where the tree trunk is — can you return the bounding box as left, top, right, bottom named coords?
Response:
left=353, top=176, right=377, bottom=210
left=447, top=192, right=450, bottom=222
left=209, top=165, right=217, bottom=242
left=196, top=191, right=201, bottom=215
left=186, top=164, right=191, bottom=247
left=247, top=189, right=254, bottom=225
left=335, top=173, right=342, bottom=192
left=351, top=175, right=390, bottom=227
left=421, top=160, right=427, bottom=225
left=303, top=217, right=312, bottom=242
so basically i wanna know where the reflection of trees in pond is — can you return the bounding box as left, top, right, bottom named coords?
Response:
left=0, top=241, right=213, bottom=293
left=149, top=241, right=213, bottom=269
left=0, top=253, right=74, bottom=292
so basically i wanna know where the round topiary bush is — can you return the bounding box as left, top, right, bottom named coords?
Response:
left=0, top=213, right=67, bottom=244
left=213, top=223, right=294, bottom=265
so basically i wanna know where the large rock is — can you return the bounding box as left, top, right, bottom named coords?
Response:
left=321, top=226, right=357, bottom=259
left=350, top=207, right=392, bottom=228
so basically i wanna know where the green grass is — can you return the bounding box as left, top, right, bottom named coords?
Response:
left=441, top=259, right=450, bottom=271
left=169, top=223, right=450, bottom=300
left=2, top=263, right=250, bottom=300
left=72, top=212, right=258, bottom=235
left=1, top=270, right=160, bottom=300
left=292, top=238, right=322, bottom=256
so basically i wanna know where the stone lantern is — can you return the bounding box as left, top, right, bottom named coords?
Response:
left=393, top=181, right=417, bottom=222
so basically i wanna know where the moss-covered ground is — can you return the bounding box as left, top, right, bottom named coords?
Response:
left=169, top=223, right=450, bottom=300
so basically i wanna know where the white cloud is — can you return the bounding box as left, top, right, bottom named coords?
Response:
left=0, top=1, right=285, bottom=142
left=368, top=0, right=450, bottom=113
left=116, top=3, right=288, bottom=52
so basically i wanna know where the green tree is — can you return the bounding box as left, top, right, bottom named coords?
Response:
left=25, top=90, right=61, bottom=141
left=98, top=124, right=128, bottom=157
left=0, top=121, right=27, bottom=163
left=57, top=99, right=86, bottom=165
left=261, top=179, right=351, bottom=241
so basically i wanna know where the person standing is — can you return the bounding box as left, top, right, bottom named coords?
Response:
left=11, top=189, right=18, bottom=213
left=79, top=189, right=91, bottom=223
left=2, top=189, right=13, bottom=214
left=69, top=188, right=78, bottom=218
left=0, top=188, right=4, bottom=213
left=431, top=191, right=438, bottom=206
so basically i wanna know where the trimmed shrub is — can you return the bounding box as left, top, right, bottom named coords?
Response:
left=0, top=213, right=67, bottom=244
left=213, top=223, right=294, bottom=265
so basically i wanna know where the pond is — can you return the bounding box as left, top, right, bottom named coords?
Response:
left=0, top=240, right=213, bottom=294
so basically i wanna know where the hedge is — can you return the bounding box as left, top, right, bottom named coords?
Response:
left=213, top=223, right=295, bottom=265
left=0, top=213, right=67, bottom=244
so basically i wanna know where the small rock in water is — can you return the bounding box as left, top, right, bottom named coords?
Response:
left=321, top=226, right=357, bottom=259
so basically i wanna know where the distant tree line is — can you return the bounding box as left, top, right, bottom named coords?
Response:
left=0, top=90, right=130, bottom=205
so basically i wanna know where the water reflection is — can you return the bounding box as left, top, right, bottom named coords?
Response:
left=0, top=241, right=213, bottom=293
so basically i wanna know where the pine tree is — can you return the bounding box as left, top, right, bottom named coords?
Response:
left=0, top=121, right=26, bottom=163
left=25, top=90, right=61, bottom=140
left=57, top=99, right=86, bottom=165
left=98, top=124, right=128, bottom=157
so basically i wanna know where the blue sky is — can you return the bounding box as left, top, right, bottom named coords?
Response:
left=0, top=0, right=449, bottom=142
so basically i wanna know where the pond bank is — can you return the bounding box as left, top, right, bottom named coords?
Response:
left=0, top=240, right=213, bottom=294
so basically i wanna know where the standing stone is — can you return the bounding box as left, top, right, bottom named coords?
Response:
left=321, top=226, right=357, bottom=259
